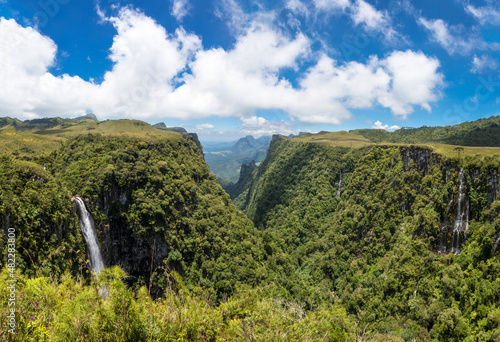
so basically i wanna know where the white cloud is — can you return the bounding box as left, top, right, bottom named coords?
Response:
left=214, top=0, right=249, bottom=35
left=172, top=0, right=189, bottom=21
left=417, top=17, right=500, bottom=55
left=241, top=115, right=299, bottom=137
left=195, top=123, right=215, bottom=130
left=351, top=0, right=398, bottom=41
left=297, top=50, right=443, bottom=120
left=471, top=54, right=498, bottom=74
left=417, top=18, right=473, bottom=55
left=286, top=0, right=310, bottom=16
left=466, top=5, right=500, bottom=26
left=378, top=50, right=443, bottom=116
left=94, top=8, right=202, bottom=118
left=0, top=9, right=444, bottom=124
left=164, top=20, right=311, bottom=119
left=313, top=0, right=401, bottom=42
left=0, top=17, right=94, bottom=118
left=372, top=120, right=400, bottom=131
left=313, top=0, right=350, bottom=11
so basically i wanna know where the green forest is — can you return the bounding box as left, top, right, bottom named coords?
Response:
left=1, top=117, right=500, bottom=341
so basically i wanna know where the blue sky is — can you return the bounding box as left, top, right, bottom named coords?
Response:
left=0, top=0, right=499, bottom=141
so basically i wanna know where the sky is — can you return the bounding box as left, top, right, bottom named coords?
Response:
left=0, top=0, right=499, bottom=142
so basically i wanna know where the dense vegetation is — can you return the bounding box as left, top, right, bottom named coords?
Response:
left=232, top=136, right=500, bottom=340
left=1, top=117, right=500, bottom=340
left=351, top=116, right=500, bottom=146
left=50, top=134, right=265, bottom=294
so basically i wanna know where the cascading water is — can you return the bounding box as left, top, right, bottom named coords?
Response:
left=451, top=169, right=469, bottom=254
left=493, top=235, right=500, bottom=255
left=73, top=196, right=104, bottom=274
left=438, top=197, right=454, bottom=253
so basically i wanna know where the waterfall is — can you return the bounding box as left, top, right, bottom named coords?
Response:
left=493, top=235, right=500, bottom=255
left=73, top=196, right=104, bottom=274
left=451, top=169, right=469, bottom=254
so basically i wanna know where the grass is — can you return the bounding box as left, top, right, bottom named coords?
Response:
left=290, top=131, right=374, bottom=148
left=289, top=131, right=500, bottom=158
left=0, top=119, right=184, bottom=157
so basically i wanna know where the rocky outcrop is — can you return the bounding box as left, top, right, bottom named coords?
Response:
left=401, top=146, right=434, bottom=175
left=486, top=169, right=499, bottom=203
left=92, top=188, right=170, bottom=277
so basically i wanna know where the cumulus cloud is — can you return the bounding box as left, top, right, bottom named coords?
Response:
left=372, top=120, right=400, bottom=131
left=172, top=0, right=189, bottom=21
left=297, top=50, right=443, bottom=120
left=466, top=5, right=500, bottom=26
left=241, top=115, right=299, bottom=137
left=94, top=7, right=202, bottom=118
left=0, top=17, right=94, bottom=118
left=194, top=123, right=214, bottom=130
left=0, top=8, right=443, bottom=123
left=471, top=55, right=498, bottom=74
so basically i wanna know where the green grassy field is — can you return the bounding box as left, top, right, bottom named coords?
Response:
left=290, top=130, right=500, bottom=158
left=0, top=119, right=183, bottom=157
left=290, top=130, right=374, bottom=147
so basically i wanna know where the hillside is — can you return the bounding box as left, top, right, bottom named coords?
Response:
left=229, top=129, right=500, bottom=340
left=2, top=116, right=500, bottom=340
left=350, top=116, right=500, bottom=146
left=0, top=116, right=202, bottom=157
left=0, top=119, right=265, bottom=294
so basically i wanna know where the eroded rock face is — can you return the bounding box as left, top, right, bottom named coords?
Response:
left=401, top=147, right=434, bottom=175
left=398, top=147, right=495, bottom=255
left=486, top=169, right=499, bottom=203
left=102, top=219, right=169, bottom=276
left=91, top=187, right=170, bottom=277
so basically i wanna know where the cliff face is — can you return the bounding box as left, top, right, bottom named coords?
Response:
left=95, top=185, right=170, bottom=276
left=225, top=160, right=257, bottom=200
left=235, top=137, right=500, bottom=255
left=59, top=135, right=263, bottom=292
left=0, top=133, right=264, bottom=295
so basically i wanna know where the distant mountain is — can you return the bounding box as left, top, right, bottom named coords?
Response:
left=230, top=135, right=272, bottom=154
left=203, top=135, right=272, bottom=183
left=0, top=114, right=98, bottom=132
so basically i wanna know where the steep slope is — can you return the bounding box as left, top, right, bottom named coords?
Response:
left=233, top=133, right=500, bottom=339
left=0, top=120, right=265, bottom=296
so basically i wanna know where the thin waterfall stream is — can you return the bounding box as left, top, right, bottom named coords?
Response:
left=73, top=196, right=105, bottom=274
left=451, top=169, right=469, bottom=254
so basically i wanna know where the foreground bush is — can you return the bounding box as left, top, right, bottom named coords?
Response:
left=0, top=266, right=365, bottom=341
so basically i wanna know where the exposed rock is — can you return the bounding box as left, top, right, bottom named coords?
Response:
left=401, top=146, right=433, bottom=175
left=486, top=169, right=499, bottom=203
